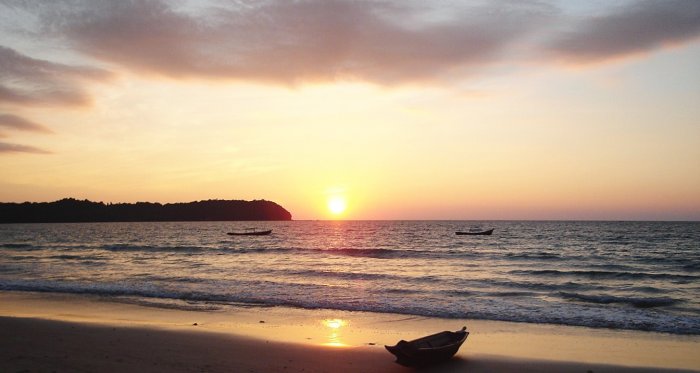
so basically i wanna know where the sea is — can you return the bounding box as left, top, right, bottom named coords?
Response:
left=1, top=221, right=699, bottom=335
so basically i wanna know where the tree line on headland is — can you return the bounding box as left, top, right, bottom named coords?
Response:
left=0, top=198, right=292, bottom=223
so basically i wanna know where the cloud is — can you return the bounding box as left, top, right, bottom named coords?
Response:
left=35, top=0, right=556, bottom=84
left=4, top=0, right=700, bottom=86
left=0, top=46, right=101, bottom=154
left=0, top=141, right=51, bottom=154
left=0, top=113, right=52, bottom=154
left=0, top=45, right=111, bottom=106
left=0, top=113, right=52, bottom=133
left=547, top=0, right=700, bottom=63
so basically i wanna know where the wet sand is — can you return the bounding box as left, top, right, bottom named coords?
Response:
left=1, top=291, right=699, bottom=372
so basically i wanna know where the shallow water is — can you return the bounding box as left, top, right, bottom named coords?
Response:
left=1, top=220, right=699, bottom=334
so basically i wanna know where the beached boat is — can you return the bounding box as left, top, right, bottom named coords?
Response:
left=385, top=326, right=469, bottom=366
left=226, top=229, right=272, bottom=236
left=455, top=228, right=493, bottom=236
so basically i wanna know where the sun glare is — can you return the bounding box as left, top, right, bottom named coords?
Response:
left=328, top=196, right=347, bottom=215
left=322, top=318, right=346, bottom=329
left=321, top=318, right=348, bottom=347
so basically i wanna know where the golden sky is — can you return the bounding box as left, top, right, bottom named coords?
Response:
left=1, top=0, right=699, bottom=220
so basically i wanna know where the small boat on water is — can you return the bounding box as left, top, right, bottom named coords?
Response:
left=227, top=229, right=272, bottom=236
left=455, top=228, right=493, bottom=236
left=385, top=326, right=469, bottom=366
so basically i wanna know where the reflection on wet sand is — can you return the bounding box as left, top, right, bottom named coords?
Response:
left=322, top=318, right=348, bottom=347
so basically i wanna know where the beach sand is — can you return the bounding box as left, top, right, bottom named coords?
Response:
left=1, top=291, right=698, bottom=372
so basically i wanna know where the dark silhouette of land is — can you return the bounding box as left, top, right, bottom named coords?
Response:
left=0, top=198, right=292, bottom=223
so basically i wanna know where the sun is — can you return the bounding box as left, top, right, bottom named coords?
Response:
left=328, top=196, right=347, bottom=215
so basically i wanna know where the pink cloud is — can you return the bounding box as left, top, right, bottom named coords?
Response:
left=0, top=113, right=52, bottom=133
left=0, top=45, right=111, bottom=107
left=44, top=0, right=555, bottom=84
left=4, top=1, right=700, bottom=84
left=0, top=141, right=51, bottom=154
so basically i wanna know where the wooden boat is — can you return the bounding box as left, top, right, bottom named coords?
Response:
left=455, top=228, right=493, bottom=236
left=385, top=326, right=469, bottom=366
left=226, top=229, right=272, bottom=236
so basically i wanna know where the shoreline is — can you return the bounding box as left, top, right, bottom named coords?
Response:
left=2, top=291, right=699, bottom=372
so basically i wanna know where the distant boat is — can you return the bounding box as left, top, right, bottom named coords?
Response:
left=385, top=326, right=469, bottom=366
left=455, top=228, right=493, bottom=236
left=227, top=229, right=272, bottom=236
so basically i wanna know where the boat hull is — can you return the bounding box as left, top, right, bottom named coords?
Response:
left=455, top=229, right=493, bottom=236
left=227, top=229, right=272, bottom=236
left=385, top=327, right=469, bottom=367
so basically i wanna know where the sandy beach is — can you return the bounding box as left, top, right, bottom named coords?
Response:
left=1, top=291, right=698, bottom=373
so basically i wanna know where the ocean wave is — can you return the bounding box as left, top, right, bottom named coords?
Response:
left=0, top=243, right=38, bottom=250
left=111, top=297, right=224, bottom=311
left=322, top=248, right=401, bottom=258
left=276, top=268, right=451, bottom=285
left=681, top=262, right=700, bottom=272
left=443, top=289, right=535, bottom=298
left=3, top=284, right=699, bottom=335
left=0, top=264, right=24, bottom=273
left=2, top=279, right=699, bottom=335
left=487, top=290, right=537, bottom=297
left=384, top=288, right=420, bottom=295
left=504, top=252, right=562, bottom=260
left=220, top=246, right=405, bottom=259
left=286, top=269, right=401, bottom=281
left=321, top=247, right=491, bottom=260
left=560, top=292, right=681, bottom=308
left=624, top=285, right=665, bottom=294
left=47, top=254, right=105, bottom=261
left=0, top=280, right=226, bottom=303
left=101, top=244, right=206, bottom=253
left=78, top=243, right=495, bottom=261
left=510, top=269, right=700, bottom=281
left=94, top=244, right=491, bottom=260
left=230, top=246, right=452, bottom=259
left=477, top=278, right=604, bottom=293
left=8, top=255, right=40, bottom=260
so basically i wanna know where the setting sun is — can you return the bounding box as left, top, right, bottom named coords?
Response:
left=328, top=196, right=347, bottom=215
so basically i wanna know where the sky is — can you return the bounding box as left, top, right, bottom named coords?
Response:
left=0, top=0, right=699, bottom=220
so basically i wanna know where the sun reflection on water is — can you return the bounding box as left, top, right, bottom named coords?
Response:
left=323, top=318, right=346, bottom=329
left=322, top=318, right=348, bottom=347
